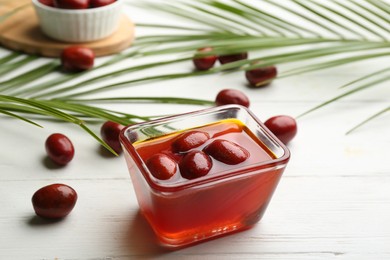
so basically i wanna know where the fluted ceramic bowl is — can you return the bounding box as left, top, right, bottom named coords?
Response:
left=32, top=0, right=122, bottom=42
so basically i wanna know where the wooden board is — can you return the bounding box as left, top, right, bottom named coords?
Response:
left=0, top=2, right=135, bottom=57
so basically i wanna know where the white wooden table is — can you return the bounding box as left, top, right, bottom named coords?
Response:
left=1, top=2, right=389, bottom=259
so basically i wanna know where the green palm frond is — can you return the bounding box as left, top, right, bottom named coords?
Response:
left=62, top=96, right=214, bottom=106
left=0, top=94, right=119, bottom=153
left=26, top=56, right=193, bottom=99
left=346, top=106, right=389, bottom=134
left=0, top=55, right=39, bottom=75
left=297, top=67, right=390, bottom=118
left=131, top=0, right=389, bottom=129
left=0, top=0, right=389, bottom=154
left=0, top=108, right=43, bottom=127
left=0, top=61, right=59, bottom=92
left=0, top=52, right=23, bottom=65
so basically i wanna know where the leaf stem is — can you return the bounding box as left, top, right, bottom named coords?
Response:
left=346, top=106, right=390, bottom=134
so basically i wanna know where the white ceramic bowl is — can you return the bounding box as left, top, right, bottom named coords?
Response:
left=32, top=0, right=122, bottom=42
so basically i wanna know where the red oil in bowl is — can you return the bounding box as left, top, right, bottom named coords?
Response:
left=120, top=106, right=290, bottom=248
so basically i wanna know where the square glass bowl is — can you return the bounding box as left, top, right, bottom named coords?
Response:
left=120, top=105, right=290, bottom=248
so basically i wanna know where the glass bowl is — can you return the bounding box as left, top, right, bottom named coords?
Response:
left=32, top=0, right=122, bottom=42
left=120, top=105, right=290, bottom=248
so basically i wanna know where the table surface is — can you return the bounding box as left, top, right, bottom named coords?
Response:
left=1, top=1, right=389, bottom=259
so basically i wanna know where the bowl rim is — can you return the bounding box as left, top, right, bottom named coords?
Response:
left=120, top=104, right=291, bottom=192
left=32, top=0, right=122, bottom=14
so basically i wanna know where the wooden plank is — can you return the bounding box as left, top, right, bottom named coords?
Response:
left=0, top=176, right=389, bottom=259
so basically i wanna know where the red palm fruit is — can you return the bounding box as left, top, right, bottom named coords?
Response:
left=179, top=151, right=212, bottom=179
left=146, top=153, right=177, bottom=180
left=61, top=46, right=95, bottom=72
left=193, top=47, right=218, bottom=71
left=100, top=121, right=125, bottom=154
left=264, top=115, right=297, bottom=145
left=39, top=0, right=55, bottom=7
left=54, top=0, right=90, bottom=9
left=218, top=52, right=248, bottom=65
left=32, top=184, right=78, bottom=219
left=172, top=131, right=210, bottom=153
left=215, top=89, right=250, bottom=108
left=245, top=65, right=277, bottom=87
left=90, top=0, right=116, bottom=8
left=45, top=133, right=74, bottom=165
left=204, top=139, right=249, bottom=165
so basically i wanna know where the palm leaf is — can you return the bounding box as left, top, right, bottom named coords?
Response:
left=0, top=52, right=23, bottom=65
left=8, top=47, right=144, bottom=97
left=0, top=55, right=38, bottom=76
left=0, top=61, right=59, bottom=92
left=339, top=66, right=390, bottom=89
left=56, top=71, right=213, bottom=99
left=232, top=0, right=319, bottom=37
left=27, top=56, right=192, bottom=99
left=346, top=106, right=389, bottom=134
left=0, top=0, right=389, bottom=155
left=0, top=95, right=124, bottom=154
left=297, top=68, right=390, bottom=118
left=280, top=51, right=390, bottom=78
left=132, top=0, right=389, bottom=131
left=63, top=96, right=214, bottom=106
left=0, top=108, right=42, bottom=127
